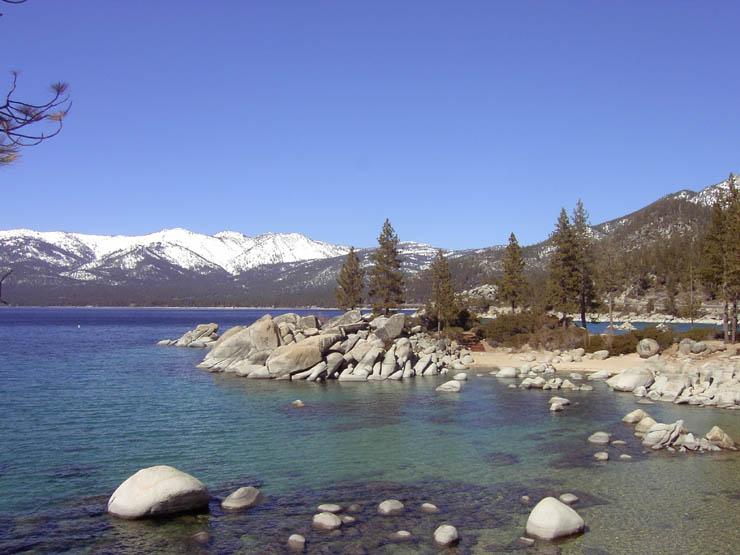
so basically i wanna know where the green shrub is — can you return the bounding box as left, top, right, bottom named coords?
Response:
left=676, top=327, right=716, bottom=342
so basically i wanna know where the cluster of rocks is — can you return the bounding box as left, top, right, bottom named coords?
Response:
left=605, top=360, right=740, bottom=409
left=157, top=323, right=219, bottom=348
left=494, top=364, right=594, bottom=393
left=309, top=499, right=459, bottom=547
left=165, top=310, right=475, bottom=383
left=106, top=465, right=462, bottom=550
left=514, top=346, right=611, bottom=364
left=621, top=408, right=737, bottom=453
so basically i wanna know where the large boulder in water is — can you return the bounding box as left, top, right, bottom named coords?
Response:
left=107, top=465, right=209, bottom=519
left=637, top=338, right=660, bottom=358
left=525, top=497, right=585, bottom=540
left=606, top=367, right=654, bottom=392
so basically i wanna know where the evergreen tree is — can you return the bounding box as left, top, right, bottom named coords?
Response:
left=428, top=249, right=457, bottom=332
left=700, top=192, right=730, bottom=341
left=726, top=174, right=740, bottom=342
left=572, top=199, right=597, bottom=328
left=547, top=208, right=581, bottom=328
left=595, top=238, right=623, bottom=333
left=368, top=219, right=405, bottom=315
left=499, top=232, right=527, bottom=312
left=335, top=247, right=364, bottom=310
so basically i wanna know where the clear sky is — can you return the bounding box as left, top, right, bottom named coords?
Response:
left=2, top=1, right=738, bottom=249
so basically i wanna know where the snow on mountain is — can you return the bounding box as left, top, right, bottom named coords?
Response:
left=665, top=175, right=735, bottom=207
left=0, top=228, right=350, bottom=277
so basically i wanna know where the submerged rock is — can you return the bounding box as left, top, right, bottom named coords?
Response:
left=107, top=465, right=209, bottom=519
left=436, top=380, right=462, bottom=393
left=559, top=493, right=579, bottom=505
left=287, top=533, right=305, bottom=552
left=378, top=499, right=405, bottom=515
left=312, top=512, right=342, bottom=531
left=525, top=497, right=585, bottom=540
left=588, top=431, right=611, bottom=444
left=421, top=502, right=439, bottom=513
left=221, top=486, right=262, bottom=511
left=433, top=524, right=459, bottom=546
left=389, top=530, right=413, bottom=542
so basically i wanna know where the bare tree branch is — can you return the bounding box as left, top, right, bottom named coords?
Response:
left=1, top=72, right=71, bottom=165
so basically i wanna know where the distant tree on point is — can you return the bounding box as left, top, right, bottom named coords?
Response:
left=427, top=249, right=457, bottom=333
left=546, top=208, right=581, bottom=328
left=499, top=232, right=527, bottom=312
left=335, top=247, right=364, bottom=310
left=368, top=219, right=405, bottom=315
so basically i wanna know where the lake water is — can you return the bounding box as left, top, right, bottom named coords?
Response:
left=0, top=308, right=738, bottom=554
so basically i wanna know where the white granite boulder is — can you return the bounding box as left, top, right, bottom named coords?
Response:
left=525, top=497, right=585, bottom=540
left=107, top=465, right=210, bottom=519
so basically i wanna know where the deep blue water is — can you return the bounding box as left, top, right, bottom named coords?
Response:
left=0, top=308, right=738, bottom=554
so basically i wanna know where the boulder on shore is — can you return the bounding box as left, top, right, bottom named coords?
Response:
left=525, top=497, right=585, bottom=540
left=637, top=338, right=660, bottom=358
left=107, top=465, right=209, bottom=519
left=606, top=367, right=654, bottom=392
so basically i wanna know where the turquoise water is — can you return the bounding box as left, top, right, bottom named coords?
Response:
left=0, top=308, right=738, bottom=554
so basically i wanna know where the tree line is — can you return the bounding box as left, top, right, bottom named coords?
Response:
left=342, top=174, right=739, bottom=344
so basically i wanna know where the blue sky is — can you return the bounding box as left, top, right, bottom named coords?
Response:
left=2, top=1, right=738, bottom=249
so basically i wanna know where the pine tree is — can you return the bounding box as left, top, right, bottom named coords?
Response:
left=547, top=208, right=581, bottom=328
left=428, top=249, right=457, bottom=332
left=499, top=232, right=527, bottom=312
left=700, top=192, right=729, bottom=341
left=335, top=247, right=364, bottom=310
left=595, top=238, right=623, bottom=333
left=572, top=200, right=597, bottom=329
left=725, top=174, right=739, bottom=343
left=368, top=219, right=405, bottom=315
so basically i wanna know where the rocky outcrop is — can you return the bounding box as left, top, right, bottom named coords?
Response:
left=634, top=360, right=739, bottom=409
left=623, top=410, right=736, bottom=453
left=158, top=323, right=219, bottom=348
left=107, top=465, right=210, bottom=519
left=195, top=311, right=474, bottom=385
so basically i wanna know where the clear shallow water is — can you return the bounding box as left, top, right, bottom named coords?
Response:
left=0, top=308, right=738, bottom=554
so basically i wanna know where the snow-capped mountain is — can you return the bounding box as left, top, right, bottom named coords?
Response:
left=0, top=228, right=350, bottom=279
left=0, top=174, right=734, bottom=306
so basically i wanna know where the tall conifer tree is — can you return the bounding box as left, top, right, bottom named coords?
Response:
left=368, top=219, right=405, bottom=315
left=499, top=232, right=527, bottom=311
left=335, top=247, right=364, bottom=310
left=725, top=174, right=739, bottom=342
left=428, top=249, right=457, bottom=332
left=700, top=191, right=730, bottom=341
left=547, top=208, right=581, bottom=328
left=572, top=200, right=597, bottom=328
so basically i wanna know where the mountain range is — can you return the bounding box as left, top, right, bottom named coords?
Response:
left=0, top=176, right=732, bottom=306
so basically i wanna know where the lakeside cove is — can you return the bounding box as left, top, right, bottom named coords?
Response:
left=1, top=307, right=738, bottom=553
